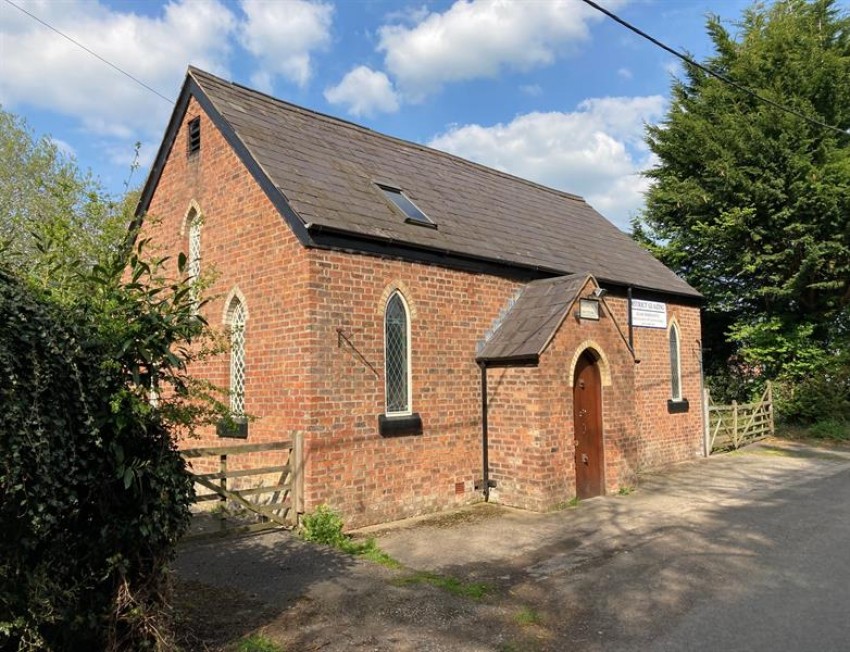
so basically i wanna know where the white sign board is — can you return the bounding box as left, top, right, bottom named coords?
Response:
left=631, top=299, right=667, bottom=329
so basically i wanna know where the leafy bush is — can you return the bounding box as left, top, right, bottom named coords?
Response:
left=300, top=504, right=347, bottom=547
left=807, top=419, right=850, bottom=441
left=0, top=238, right=224, bottom=649
left=775, top=349, right=850, bottom=426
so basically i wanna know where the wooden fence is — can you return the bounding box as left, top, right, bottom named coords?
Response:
left=707, top=382, right=774, bottom=453
left=182, top=434, right=303, bottom=540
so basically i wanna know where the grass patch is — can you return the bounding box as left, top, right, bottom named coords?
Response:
left=299, top=504, right=402, bottom=568
left=341, top=537, right=403, bottom=569
left=514, top=606, right=542, bottom=626
left=392, top=571, right=491, bottom=600
left=234, top=633, right=284, bottom=652
left=617, top=486, right=633, bottom=496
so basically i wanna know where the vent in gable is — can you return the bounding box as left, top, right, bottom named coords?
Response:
left=187, top=117, right=201, bottom=156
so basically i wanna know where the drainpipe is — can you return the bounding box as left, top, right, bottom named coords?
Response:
left=627, top=286, right=634, bottom=352
left=478, top=361, right=490, bottom=502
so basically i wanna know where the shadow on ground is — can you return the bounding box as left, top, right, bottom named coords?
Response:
left=173, top=441, right=850, bottom=651
left=173, top=531, right=359, bottom=649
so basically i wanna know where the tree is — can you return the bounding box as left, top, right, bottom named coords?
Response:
left=0, top=107, right=129, bottom=286
left=635, top=0, right=850, bottom=417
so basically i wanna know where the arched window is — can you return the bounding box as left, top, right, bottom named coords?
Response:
left=384, top=292, right=411, bottom=415
left=669, top=322, right=682, bottom=400
left=187, top=208, right=202, bottom=309
left=227, top=298, right=247, bottom=416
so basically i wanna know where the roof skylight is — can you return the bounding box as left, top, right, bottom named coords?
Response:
left=378, top=185, right=435, bottom=227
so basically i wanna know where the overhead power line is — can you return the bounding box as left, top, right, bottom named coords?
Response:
left=3, top=0, right=173, bottom=105
left=579, top=0, right=849, bottom=138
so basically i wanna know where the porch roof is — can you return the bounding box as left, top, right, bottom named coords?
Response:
left=477, top=273, right=590, bottom=364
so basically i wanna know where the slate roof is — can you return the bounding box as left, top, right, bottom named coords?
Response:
left=477, top=274, right=589, bottom=363
left=139, top=67, right=700, bottom=299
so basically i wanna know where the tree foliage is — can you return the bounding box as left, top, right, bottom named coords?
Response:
left=635, top=0, right=850, bottom=415
left=0, top=107, right=130, bottom=288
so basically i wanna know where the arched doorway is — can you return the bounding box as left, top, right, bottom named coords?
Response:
left=573, top=350, right=604, bottom=499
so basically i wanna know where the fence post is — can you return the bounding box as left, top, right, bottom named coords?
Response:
left=703, top=388, right=711, bottom=457
left=767, top=381, right=775, bottom=437
left=219, top=453, right=227, bottom=531
left=291, top=432, right=304, bottom=524
left=732, top=400, right=739, bottom=449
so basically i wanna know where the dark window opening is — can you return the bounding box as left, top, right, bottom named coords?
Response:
left=378, top=185, right=434, bottom=227
left=187, top=117, right=201, bottom=156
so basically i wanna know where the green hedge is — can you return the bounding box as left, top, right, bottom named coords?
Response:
left=0, top=243, right=220, bottom=649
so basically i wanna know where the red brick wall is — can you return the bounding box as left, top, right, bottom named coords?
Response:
left=144, top=95, right=704, bottom=528
left=633, top=303, right=704, bottom=468
left=302, top=252, right=522, bottom=526
left=143, top=98, right=311, bottom=477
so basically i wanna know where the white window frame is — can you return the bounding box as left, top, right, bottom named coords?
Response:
left=384, top=291, right=412, bottom=416
left=669, top=321, right=683, bottom=401
left=226, top=298, right=247, bottom=416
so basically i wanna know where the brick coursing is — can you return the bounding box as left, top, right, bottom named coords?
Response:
left=143, top=98, right=704, bottom=529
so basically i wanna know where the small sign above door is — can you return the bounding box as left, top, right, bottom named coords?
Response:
left=631, top=299, right=667, bottom=329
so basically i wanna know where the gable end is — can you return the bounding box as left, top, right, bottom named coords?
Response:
left=135, top=71, right=314, bottom=248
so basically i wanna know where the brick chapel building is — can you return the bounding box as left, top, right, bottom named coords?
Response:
left=137, top=68, right=705, bottom=528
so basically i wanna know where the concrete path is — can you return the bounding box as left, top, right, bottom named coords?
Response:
left=175, top=439, right=850, bottom=650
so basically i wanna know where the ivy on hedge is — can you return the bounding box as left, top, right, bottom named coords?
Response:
left=0, top=241, right=224, bottom=650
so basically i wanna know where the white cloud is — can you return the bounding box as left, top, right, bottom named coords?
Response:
left=324, top=66, right=400, bottom=117
left=520, top=84, right=543, bottom=97
left=238, top=0, right=333, bottom=88
left=617, top=67, right=633, bottom=80
left=377, top=0, right=625, bottom=100
left=428, top=95, right=665, bottom=229
left=0, top=0, right=236, bottom=138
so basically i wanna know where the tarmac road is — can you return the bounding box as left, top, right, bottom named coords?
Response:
left=647, top=466, right=850, bottom=652
left=176, top=439, right=850, bottom=651
left=371, top=440, right=850, bottom=651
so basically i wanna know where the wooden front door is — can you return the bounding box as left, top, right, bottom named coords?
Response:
left=573, top=351, right=604, bottom=499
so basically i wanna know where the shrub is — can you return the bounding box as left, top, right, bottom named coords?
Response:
left=775, top=350, right=850, bottom=426
left=299, top=504, right=347, bottom=547
left=0, top=238, right=224, bottom=649
left=807, top=419, right=850, bottom=441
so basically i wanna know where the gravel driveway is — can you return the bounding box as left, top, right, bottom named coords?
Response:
left=174, top=438, right=850, bottom=651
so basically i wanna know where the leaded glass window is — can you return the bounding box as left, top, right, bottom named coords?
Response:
left=188, top=210, right=201, bottom=310
left=669, top=323, right=682, bottom=400
left=385, top=292, right=411, bottom=415
left=229, top=299, right=247, bottom=416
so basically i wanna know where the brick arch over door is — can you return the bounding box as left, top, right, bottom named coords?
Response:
left=568, top=340, right=613, bottom=387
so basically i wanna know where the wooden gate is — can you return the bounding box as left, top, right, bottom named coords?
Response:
left=707, top=383, right=774, bottom=453
left=182, top=435, right=304, bottom=539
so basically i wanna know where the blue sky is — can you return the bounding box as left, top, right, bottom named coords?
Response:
left=0, top=0, right=776, bottom=229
